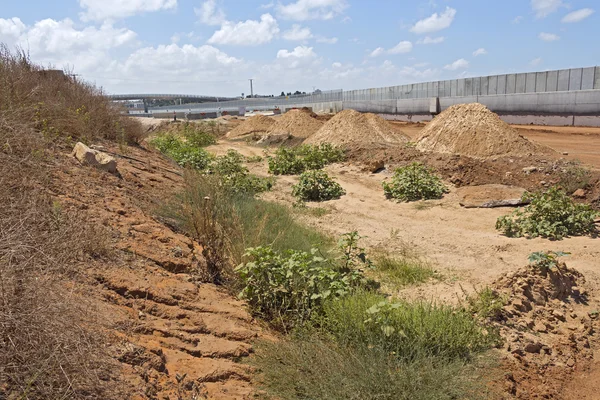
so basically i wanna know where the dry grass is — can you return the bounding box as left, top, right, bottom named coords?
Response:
left=0, top=45, right=131, bottom=399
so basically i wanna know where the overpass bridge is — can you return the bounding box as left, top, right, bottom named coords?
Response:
left=108, top=93, right=239, bottom=102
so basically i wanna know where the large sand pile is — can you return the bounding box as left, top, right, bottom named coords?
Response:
left=304, top=109, right=409, bottom=147
left=416, top=103, right=553, bottom=158
left=264, top=109, right=324, bottom=139
left=226, top=115, right=275, bottom=138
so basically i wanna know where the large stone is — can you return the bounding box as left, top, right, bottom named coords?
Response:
left=72, top=142, right=117, bottom=174
left=457, top=184, right=528, bottom=208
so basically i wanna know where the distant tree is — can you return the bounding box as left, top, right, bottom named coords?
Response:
left=280, top=91, right=285, bottom=97
left=287, top=92, right=292, bottom=96
left=293, top=90, right=302, bottom=95
left=302, top=91, right=306, bottom=94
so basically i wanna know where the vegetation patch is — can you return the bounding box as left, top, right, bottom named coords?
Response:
left=559, top=164, right=591, bottom=195
left=292, top=170, right=345, bottom=202
left=496, top=186, right=599, bottom=240
left=383, top=162, right=447, bottom=202
left=268, top=143, right=345, bottom=175
left=375, top=254, right=436, bottom=286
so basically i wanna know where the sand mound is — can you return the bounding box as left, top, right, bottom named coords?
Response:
left=263, top=109, right=323, bottom=139
left=416, top=103, right=553, bottom=158
left=304, top=109, right=409, bottom=147
left=226, top=115, right=275, bottom=138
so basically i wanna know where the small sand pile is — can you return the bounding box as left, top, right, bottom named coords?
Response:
left=263, top=109, right=324, bottom=139
left=416, top=103, right=553, bottom=158
left=304, top=109, right=409, bottom=147
left=226, top=115, right=275, bottom=138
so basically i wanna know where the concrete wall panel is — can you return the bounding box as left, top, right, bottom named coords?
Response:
left=595, top=67, right=600, bottom=89
left=432, top=81, right=439, bottom=97
left=488, top=75, right=498, bottom=95
left=558, top=69, right=570, bottom=91
left=506, top=74, right=517, bottom=94
left=569, top=68, right=583, bottom=90
left=535, top=72, right=547, bottom=92
left=516, top=73, right=527, bottom=93
left=344, top=100, right=396, bottom=114
left=525, top=73, right=536, bottom=93
left=581, top=67, right=595, bottom=90
left=497, top=75, right=507, bottom=95
left=457, top=78, right=465, bottom=96
left=450, top=80, right=457, bottom=97
left=464, top=78, right=473, bottom=96
left=480, top=76, right=489, bottom=95
left=395, top=98, right=430, bottom=114
left=440, top=96, right=478, bottom=110
left=473, top=77, right=481, bottom=97
left=546, top=71, right=558, bottom=92
left=444, top=80, right=451, bottom=97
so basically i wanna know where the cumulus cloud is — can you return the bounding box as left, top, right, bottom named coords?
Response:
left=443, top=58, right=469, bottom=70
left=276, top=0, right=348, bottom=21
left=410, top=7, right=456, bottom=34
left=207, top=14, right=279, bottom=45
left=195, top=0, right=226, bottom=25
left=512, top=15, right=524, bottom=23
left=531, top=0, right=563, bottom=19
left=0, top=17, right=26, bottom=43
left=388, top=40, right=413, bottom=54
left=538, top=32, right=559, bottom=41
left=369, top=47, right=385, bottom=57
left=472, top=48, right=487, bottom=56
left=282, top=24, right=312, bottom=41
left=416, top=36, right=444, bottom=44
left=561, top=8, right=595, bottom=23
left=79, top=0, right=177, bottom=21
left=276, top=45, right=317, bottom=68
left=530, top=57, right=543, bottom=66
left=316, top=36, right=338, bottom=44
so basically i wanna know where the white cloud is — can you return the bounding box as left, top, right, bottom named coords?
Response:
left=331, top=61, right=342, bottom=68
left=410, top=7, right=456, bottom=34
left=0, top=17, right=26, bottom=44
left=388, top=40, right=413, bottom=54
left=369, top=47, right=385, bottom=57
left=277, top=0, right=348, bottom=21
left=194, top=0, right=226, bottom=26
left=207, top=14, right=279, bottom=45
left=261, top=1, right=275, bottom=9
left=413, top=62, right=429, bottom=68
left=416, top=36, right=444, bottom=44
left=530, top=57, right=543, bottom=66
left=276, top=45, right=317, bottom=68
left=282, top=24, right=312, bottom=41
left=79, top=0, right=177, bottom=21
left=531, top=0, right=563, bottom=19
left=316, top=36, right=338, bottom=44
left=561, top=8, right=595, bottom=23
left=512, top=15, right=524, bottom=23
left=444, top=58, right=469, bottom=70
left=472, top=47, right=487, bottom=56
left=538, top=32, right=559, bottom=41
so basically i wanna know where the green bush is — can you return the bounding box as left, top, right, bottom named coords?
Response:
left=268, top=143, right=345, bottom=175
left=464, top=287, right=506, bottom=321
left=235, top=246, right=367, bottom=330
left=383, top=162, right=447, bottom=202
left=150, top=133, right=214, bottom=170
left=496, top=186, right=598, bottom=240
left=528, top=250, right=569, bottom=272
left=210, top=150, right=273, bottom=194
left=182, top=123, right=217, bottom=147
left=251, top=338, right=490, bottom=400
left=559, top=164, right=591, bottom=195
left=292, top=170, right=345, bottom=202
left=317, top=291, right=499, bottom=361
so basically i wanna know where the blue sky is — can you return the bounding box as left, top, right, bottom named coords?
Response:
left=0, top=0, right=597, bottom=96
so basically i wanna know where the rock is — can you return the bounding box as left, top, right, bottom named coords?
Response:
left=457, top=184, right=528, bottom=208
left=534, top=322, right=548, bottom=333
left=522, top=166, right=538, bottom=174
left=552, top=310, right=566, bottom=322
left=589, top=310, right=599, bottom=320
left=364, top=159, right=385, bottom=173
left=71, top=142, right=117, bottom=174
left=572, top=189, right=586, bottom=198
left=562, top=152, right=569, bottom=156
left=524, top=342, right=542, bottom=353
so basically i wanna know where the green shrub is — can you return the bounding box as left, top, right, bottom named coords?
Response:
left=149, top=133, right=214, bottom=170
left=496, top=186, right=598, bottom=240
left=528, top=250, right=569, bottom=272
left=245, top=155, right=263, bottom=163
left=182, top=123, right=217, bottom=147
left=317, top=291, right=499, bottom=361
left=235, top=246, right=367, bottom=330
left=267, top=143, right=345, bottom=175
left=375, top=255, right=436, bottom=286
left=383, top=162, right=447, bottom=202
left=210, top=150, right=273, bottom=194
left=251, top=338, right=490, bottom=400
left=292, top=170, right=345, bottom=202
left=559, top=164, right=591, bottom=195
left=464, top=287, right=506, bottom=321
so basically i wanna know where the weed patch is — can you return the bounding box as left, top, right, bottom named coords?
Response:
left=375, top=255, right=436, bottom=286
left=268, top=143, right=344, bottom=175
left=559, top=164, right=591, bottom=195
left=496, top=186, right=598, bottom=239
left=292, top=170, right=345, bottom=202
left=383, top=162, right=447, bottom=202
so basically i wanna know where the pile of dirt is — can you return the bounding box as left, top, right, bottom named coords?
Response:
left=261, top=109, right=324, bottom=141
left=416, top=103, right=554, bottom=159
left=226, top=115, right=275, bottom=139
left=488, top=261, right=599, bottom=399
left=304, top=109, right=409, bottom=147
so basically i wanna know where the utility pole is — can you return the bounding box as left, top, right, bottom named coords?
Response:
left=249, top=79, right=254, bottom=98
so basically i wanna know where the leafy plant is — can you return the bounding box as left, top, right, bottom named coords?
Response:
left=338, top=231, right=373, bottom=271
left=182, top=123, right=217, bottom=147
left=235, top=246, right=366, bottom=330
left=210, top=149, right=273, bottom=194
left=496, top=187, right=599, bottom=240
left=149, top=133, right=214, bottom=170
left=292, top=170, right=345, bottom=202
left=528, top=250, right=570, bottom=272
left=383, top=163, right=447, bottom=202
left=464, top=287, right=506, bottom=321
left=245, top=155, right=263, bottom=163
left=267, top=144, right=345, bottom=175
